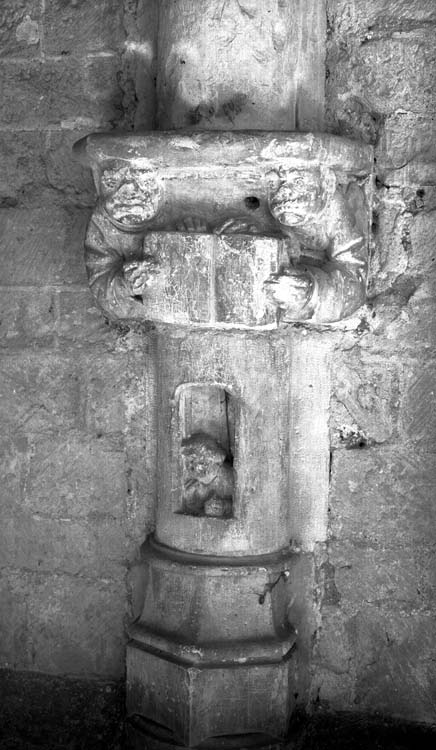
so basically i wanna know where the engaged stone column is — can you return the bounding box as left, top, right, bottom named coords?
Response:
left=156, top=0, right=325, bottom=131
left=74, top=2, right=373, bottom=748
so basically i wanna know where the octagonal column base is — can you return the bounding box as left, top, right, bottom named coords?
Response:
left=126, top=540, right=296, bottom=748
left=127, top=716, right=285, bottom=750
left=127, top=647, right=293, bottom=749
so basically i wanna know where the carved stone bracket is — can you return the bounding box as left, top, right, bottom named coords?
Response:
left=74, top=131, right=373, bottom=328
left=74, top=127, right=373, bottom=749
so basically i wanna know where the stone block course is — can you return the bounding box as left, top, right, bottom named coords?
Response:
left=0, top=0, right=41, bottom=58
left=23, top=432, right=128, bottom=519
left=45, top=130, right=96, bottom=207
left=314, top=607, right=436, bottom=723
left=0, top=669, right=124, bottom=750
left=329, top=447, right=436, bottom=548
left=328, top=0, right=436, bottom=36
left=401, top=361, right=436, bottom=446
left=0, top=131, right=47, bottom=207
left=0, top=354, right=84, bottom=435
left=408, top=211, right=436, bottom=280
left=0, top=287, right=56, bottom=349
left=331, top=351, right=400, bottom=445
left=84, top=354, right=131, bottom=435
left=57, top=289, right=116, bottom=347
left=329, top=540, right=434, bottom=613
left=354, top=34, right=436, bottom=117
left=368, top=189, right=409, bottom=296
left=43, top=0, right=125, bottom=57
left=0, top=57, right=122, bottom=128
left=0, top=569, right=126, bottom=677
left=346, top=609, right=436, bottom=722
left=0, top=509, right=131, bottom=579
left=376, top=112, right=436, bottom=174
left=0, top=207, right=89, bottom=285
left=0, top=0, right=434, bottom=730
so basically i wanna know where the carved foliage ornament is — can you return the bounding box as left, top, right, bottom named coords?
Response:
left=74, top=131, right=373, bottom=327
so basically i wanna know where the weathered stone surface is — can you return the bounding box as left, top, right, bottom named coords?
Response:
left=0, top=669, right=124, bottom=750
left=347, top=609, right=436, bottom=723
left=0, top=354, right=83, bottom=434
left=408, top=211, right=436, bottom=279
left=76, top=130, right=372, bottom=326
left=0, top=131, right=47, bottom=207
left=0, top=570, right=126, bottom=677
left=83, top=354, right=132, bottom=435
left=0, top=0, right=435, bottom=740
left=368, top=190, right=409, bottom=295
left=0, top=0, right=40, bottom=57
left=0, top=288, right=56, bottom=349
left=0, top=508, right=130, bottom=579
left=0, top=58, right=122, bottom=128
left=377, top=112, right=436, bottom=175
left=329, top=540, right=435, bottom=613
left=43, top=0, right=124, bottom=56
left=326, top=24, right=436, bottom=142
left=45, top=130, right=96, bottom=207
left=313, top=607, right=436, bottom=723
left=0, top=207, right=88, bottom=285
left=329, top=448, right=436, bottom=548
left=401, top=361, right=436, bottom=446
left=328, top=0, right=436, bottom=34
left=57, top=289, right=116, bottom=347
left=331, top=351, right=400, bottom=445
left=24, top=433, right=127, bottom=519
left=157, top=0, right=325, bottom=131
left=373, top=295, right=436, bottom=354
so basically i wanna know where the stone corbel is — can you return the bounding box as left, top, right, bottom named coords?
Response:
left=74, top=131, right=373, bottom=329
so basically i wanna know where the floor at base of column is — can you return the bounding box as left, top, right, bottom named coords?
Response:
left=127, top=716, right=284, bottom=750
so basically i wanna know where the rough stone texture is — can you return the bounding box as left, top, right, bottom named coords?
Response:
left=43, top=0, right=125, bottom=56
left=0, top=0, right=41, bottom=58
left=1, top=0, right=435, bottom=742
left=313, top=0, right=436, bottom=727
left=0, top=669, right=124, bottom=749
left=157, top=0, right=325, bottom=130
left=0, top=0, right=156, bottom=708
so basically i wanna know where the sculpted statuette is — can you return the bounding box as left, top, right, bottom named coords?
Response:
left=75, top=131, right=372, bottom=327
left=180, top=433, right=234, bottom=518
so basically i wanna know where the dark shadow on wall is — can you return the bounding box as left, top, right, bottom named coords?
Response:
left=1, top=669, right=436, bottom=750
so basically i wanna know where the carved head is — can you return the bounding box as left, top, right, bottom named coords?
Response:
left=100, top=165, right=162, bottom=229
left=181, top=433, right=227, bottom=480
left=268, top=167, right=336, bottom=228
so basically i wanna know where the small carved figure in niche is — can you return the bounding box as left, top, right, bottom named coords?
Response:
left=100, top=166, right=162, bottom=229
left=181, top=433, right=233, bottom=518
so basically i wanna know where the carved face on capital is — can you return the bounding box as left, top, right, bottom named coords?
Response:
left=100, top=166, right=162, bottom=230
left=268, top=168, right=335, bottom=228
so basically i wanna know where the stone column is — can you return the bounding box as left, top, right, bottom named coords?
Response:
left=74, top=2, right=373, bottom=748
left=156, top=0, right=326, bottom=131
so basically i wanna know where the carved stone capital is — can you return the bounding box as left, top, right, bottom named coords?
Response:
left=74, top=131, right=373, bottom=327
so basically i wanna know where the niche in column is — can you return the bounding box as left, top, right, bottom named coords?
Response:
left=177, top=384, right=235, bottom=519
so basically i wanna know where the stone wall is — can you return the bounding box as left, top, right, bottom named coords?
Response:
left=313, top=0, right=436, bottom=724
left=0, top=0, right=158, bottom=734
left=0, top=0, right=435, bottom=739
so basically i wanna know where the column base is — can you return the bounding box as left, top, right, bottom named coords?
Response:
left=127, top=714, right=286, bottom=750
left=126, top=538, right=297, bottom=748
